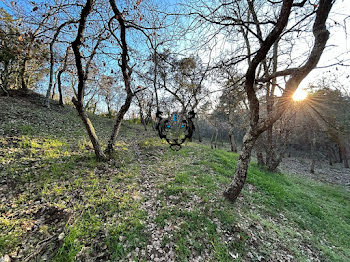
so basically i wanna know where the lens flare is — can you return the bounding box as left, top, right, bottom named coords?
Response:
left=292, top=89, right=308, bottom=101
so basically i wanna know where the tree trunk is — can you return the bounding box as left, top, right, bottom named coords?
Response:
left=106, top=0, right=135, bottom=154
left=256, top=150, right=265, bottom=166
left=338, top=145, right=343, bottom=163
left=223, top=128, right=258, bottom=202
left=340, top=145, right=349, bottom=168
left=20, top=57, right=28, bottom=90
left=255, top=138, right=265, bottom=166
left=93, top=101, right=98, bottom=114
left=229, top=131, right=237, bottom=152
left=51, top=82, right=56, bottom=99
left=1, top=62, right=10, bottom=96
left=310, top=159, right=315, bottom=174
left=105, top=94, right=133, bottom=154
left=265, top=125, right=275, bottom=168
left=327, top=145, right=335, bottom=166
left=310, top=131, right=316, bottom=173
left=140, top=108, right=147, bottom=131
left=210, top=129, right=216, bottom=149
left=72, top=98, right=106, bottom=160
left=0, top=85, right=9, bottom=96
left=136, top=95, right=147, bottom=131
left=57, top=70, right=64, bottom=106
left=71, top=0, right=105, bottom=160
left=46, top=41, right=55, bottom=107
left=153, top=49, right=159, bottom=112
left=57, top=47, right=69, bottom=106
left=196, top=119, right=202, bottom=143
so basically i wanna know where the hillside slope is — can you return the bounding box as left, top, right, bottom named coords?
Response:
left=1, top=93, right=349, bottom=262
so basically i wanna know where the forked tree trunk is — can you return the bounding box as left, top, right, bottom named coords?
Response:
left=223, top=128, right=258, bottom=201
left=72, top=98, right=106, bottom=160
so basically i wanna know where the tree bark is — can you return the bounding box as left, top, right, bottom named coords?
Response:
left=46, top=20, right=76, bottom=108
left=1, top=61, right=10, bottom=95
left=105, top=94, right=133, bottom=153
left=105, top=0, right=135, bottom=155
left=256, top=150, right=265, bottom=167
left=51, top=82, right=56, bottom=99
left=210, top=129, right=216, bottom=149
left=136, top=94, right=147, bottom=130
left=338, top=145, right=343, bottom=163
left=71, top=0, right=106, bottom=160
left=224, top=0, right=333, bottom=202
left=340, top=144, right=349, bottom=168
left=228, top=131, right=237, bottom=152
left=46, top=39, right=55, bottom=107
left=195, top=119, right=202, bottom=143
left=223, top=128, right=258, bottom=201
left=20, top=57, right=28, bottom=90
left=327, top=147, right=333, bottom=166
left=72, top=98, right=105, bottom=160
left=153, top=48, right=159, bottom=112
left=57, top=69, right=64, bottom=106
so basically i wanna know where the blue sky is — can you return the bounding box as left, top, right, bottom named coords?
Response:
left=1, top=0, right=349, bottom=100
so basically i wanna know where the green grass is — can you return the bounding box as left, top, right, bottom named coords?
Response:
left=246, top=163, right=350, bottom=261
left=1, top=95, right=349, bottom=261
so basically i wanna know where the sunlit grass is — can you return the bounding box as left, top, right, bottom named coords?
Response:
left=1, top=96, right=349, bottom=261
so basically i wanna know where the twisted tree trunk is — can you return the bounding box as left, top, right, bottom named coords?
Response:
left=72, top=98, right=105, bottom=160
left=105, top=0, right=135, bottom=155
left=223, top=128, right=258, bottom=201
left=71, top=0, right=106, bottom=160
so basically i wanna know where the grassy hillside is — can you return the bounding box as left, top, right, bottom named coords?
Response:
left=1, top=93, right=349, bottom=262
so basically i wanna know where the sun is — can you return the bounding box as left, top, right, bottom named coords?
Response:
left=292, top=89, right=308, bottom=101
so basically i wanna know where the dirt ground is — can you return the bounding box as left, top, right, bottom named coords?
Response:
left=278, top=156, right=350, bottom=188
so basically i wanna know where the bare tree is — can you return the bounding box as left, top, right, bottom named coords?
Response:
left=46, top=19, right=77, bottom=107
left=190, top=0, right=334, bottom=202
left=71, top=0, right=106, bottom=160
left=105, top=0, right=145, bottom=154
